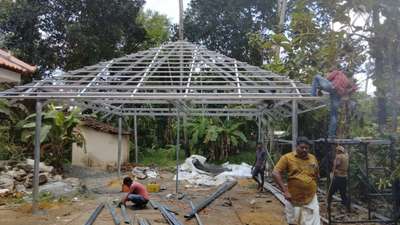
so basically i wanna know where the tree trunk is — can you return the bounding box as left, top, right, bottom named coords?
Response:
left=371, top=4, right=386, bottom=134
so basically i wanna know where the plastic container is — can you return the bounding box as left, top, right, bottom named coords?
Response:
left=146, top=183, right=160, bottom=193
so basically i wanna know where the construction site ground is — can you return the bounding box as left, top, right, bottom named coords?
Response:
left=0, top=170, right=287, bottom=225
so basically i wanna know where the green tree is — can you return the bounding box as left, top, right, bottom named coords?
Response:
left=138, top=10, right=171, bottom=48
left=0, top=0, right=147, bottom=72
left=187, top=117, right=247, bottom=160
left=184, top=0, right=277, bottom=66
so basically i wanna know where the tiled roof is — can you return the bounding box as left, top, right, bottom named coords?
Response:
left=0, top=49, right=36, bottom=75
left=81, top=116, right=131, bottom=135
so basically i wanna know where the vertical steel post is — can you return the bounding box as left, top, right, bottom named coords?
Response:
left=390, top=138, right=398, bottom=223
left=176, top=113, right=180, bottom=194
left=347, top=145, right=352, bottom=212
left=183, top=115, right=188, bottom=157
left=32, top=100, right=42, bottom=214
left=117, top=116, right=122, bottom=176
left=292, top=100, right=298, bottom=150
left=178, top=0, right=184, bottom=40
left=257, top=115, right=262, bottom=143
left=134, top=114, right=138, bottom=164
left=364, top=143, right=371, bottom=219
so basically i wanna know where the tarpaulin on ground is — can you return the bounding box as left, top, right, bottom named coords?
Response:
left=174, top=155, right=252, bottom=186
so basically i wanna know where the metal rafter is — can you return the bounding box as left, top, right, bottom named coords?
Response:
left=0, top=41, right=324, bottom=118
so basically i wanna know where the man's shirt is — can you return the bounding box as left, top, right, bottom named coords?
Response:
left=334, top=153, right=349, bottom=177
left=255, top=148, right=267, bottom=168
left=274, top=152, right=319, bottom=205
left=123, top=182, right=149, bottom=203
left=327, top=70, right=356, bottom=96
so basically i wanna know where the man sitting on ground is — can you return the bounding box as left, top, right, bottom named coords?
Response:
left=121, top=177, right=149, bottom=208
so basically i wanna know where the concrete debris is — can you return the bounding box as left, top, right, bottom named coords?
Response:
left=39, top=181, right=78, bottom=197
left=64, top=177, right=81, bottom=187
left=0, top=188, right=10, bottom=196
left=25, top=159, right=54, bottom=173
left=15, top=184, right=27, bottom=193
left=0, top=160, right=81, bottom=196
left=0, top=175, right=14, bottom=190
left=24, top=173, right=48, bottom=188
left=53, top=174, right=63, bottom=181
left=132, top=167, right=158, bottom=180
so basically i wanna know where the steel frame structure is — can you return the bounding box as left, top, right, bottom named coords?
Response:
left=314, top=138, right=399, bottom=225
left=0, top=41, right=323, bottom=118
left=0, top=40, right=325, bottom=214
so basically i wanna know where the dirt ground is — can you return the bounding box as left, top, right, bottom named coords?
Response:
left=0, top=170, right=287, bottom=225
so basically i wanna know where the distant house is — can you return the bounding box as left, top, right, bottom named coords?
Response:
left=72, top=117, right=131, bottom=170
left=0, top=49, right=36, bottom=83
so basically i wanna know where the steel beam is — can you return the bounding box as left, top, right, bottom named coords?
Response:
left=176, top=111, right=180, bottom=194
left=292, top=100, right=298, bottom=150
left=185, top=180, right=237, bottom=219
left=120, top=204, right=131, bottom=224
left=106, top=203, right=121, bottom=225
left=84, top=203, right=105, bottom=225
left=134, top=114, right=138, bottom=164
left=117, top=116, right=122, bottom=176
left=32, top=100, right=42, bottom=214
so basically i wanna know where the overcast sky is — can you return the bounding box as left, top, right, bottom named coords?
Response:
left=144, top=0, right=190, bottom=24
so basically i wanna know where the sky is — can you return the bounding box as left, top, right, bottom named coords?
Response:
left=144, top=0, right=190, bottom=24
left=145, top=1, right=376, bottom=95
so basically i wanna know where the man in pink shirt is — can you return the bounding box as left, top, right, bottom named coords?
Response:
left=121, top=177, right=149, bottom=208
left=311, top=70, right=357, bottom=138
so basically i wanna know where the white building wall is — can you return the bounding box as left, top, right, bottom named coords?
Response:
left=72, top=126, right=130, bottom=170
left=0, top=68, right=21, bottom=83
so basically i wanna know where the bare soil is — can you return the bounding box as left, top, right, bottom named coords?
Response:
left=0, top=170, right=287, bottom=225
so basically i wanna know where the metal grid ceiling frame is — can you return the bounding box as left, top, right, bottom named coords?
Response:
left=0, top=41, right=323, bottom=118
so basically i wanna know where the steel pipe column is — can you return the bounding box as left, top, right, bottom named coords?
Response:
left=32, top=100, right=42, bottom=214
left=176, top=112, right=181, bottom=194
left=292, top=100, right=298, bottom=150
left=134, top=114, right=138, bottom=164
left=257, top=115, right=262, bottom=143
left=117, top=116, right=122, bottom=176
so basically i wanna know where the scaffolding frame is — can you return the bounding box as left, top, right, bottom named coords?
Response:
left=314, top=138, right=399, bottom=225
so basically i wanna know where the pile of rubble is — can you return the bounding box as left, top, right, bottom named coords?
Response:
left=0, top=159, right=80, bottom=197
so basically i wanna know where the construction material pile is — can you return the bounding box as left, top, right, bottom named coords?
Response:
left=0, top=159, right=80, bottom=197
left=176, top=155, right=252, bottom=186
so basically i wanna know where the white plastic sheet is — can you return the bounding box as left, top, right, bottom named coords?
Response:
left=174, top=155, right=252, bottom=186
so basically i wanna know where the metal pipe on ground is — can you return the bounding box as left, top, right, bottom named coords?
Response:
left=120, top=204, right=131, bottom=224
left=159, top=204, right=183, bottom=225
left=84, top=203, right=105, bottom=225
left=150, top=200, right=177, bottom=214
left=138, top=218, right=152, bottom=225
left=106, top=203, right=121, bottom=225
left=185, top=180, right=237, bottom=219
left=190, top=201, right=204, bottom=225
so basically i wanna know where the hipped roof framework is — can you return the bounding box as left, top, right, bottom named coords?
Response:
left=0, top=41, right=323, bottom=118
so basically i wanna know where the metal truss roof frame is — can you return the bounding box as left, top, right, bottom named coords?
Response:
left=0, top=41, right=324, bottom=118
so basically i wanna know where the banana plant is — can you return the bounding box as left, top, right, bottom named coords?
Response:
left=18, top=104, right=85, bottom=170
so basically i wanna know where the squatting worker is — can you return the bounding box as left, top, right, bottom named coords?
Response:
left=121, top=177, right=149, bottom=208
left=272, top=137, right=320, bottom=225
left=328, top=145, right=349, bottom=207
left=252, top=142, right=267, bottom=191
